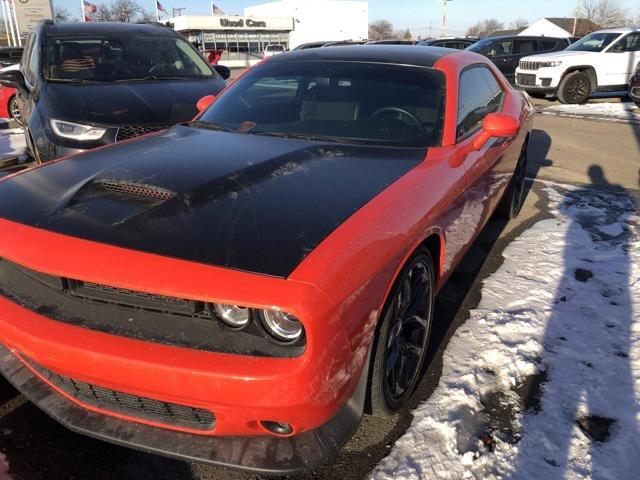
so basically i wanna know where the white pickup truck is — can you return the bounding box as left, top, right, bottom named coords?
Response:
left=515, top=27, right=640, bottom=104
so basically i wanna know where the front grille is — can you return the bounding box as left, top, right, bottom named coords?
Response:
left=24, top=356, right=216, bottom=431
left=92, top=179, right=176, bottom=202
left=116, top=124, right=172, bottom=142
left=0, top=259, right=305, bottom=358
left=516, top=73, right=537, bottom=87
left=519, top=60, right=540, bottom=71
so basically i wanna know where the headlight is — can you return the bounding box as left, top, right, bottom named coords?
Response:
left=213, top=304, right=250, bottom=329
left=539, top=61, right=562, bottom=68
left=259, top=309, right=303, bottom=342
left=50, top=119, right=107, bottom=141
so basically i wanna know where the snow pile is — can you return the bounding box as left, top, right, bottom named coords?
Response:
left=372, top=182, right=639, bottom=479
left=542, top=101, right=640, bottom=124
left=0, top=452, right=11, bottom=480
left=0, top=128, right=26, bottom=158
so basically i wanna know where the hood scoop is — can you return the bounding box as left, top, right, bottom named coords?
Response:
left=90, top=179, right=176, bottom=203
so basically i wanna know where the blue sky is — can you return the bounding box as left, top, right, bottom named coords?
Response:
left=54, top=0, right=639, bottom=36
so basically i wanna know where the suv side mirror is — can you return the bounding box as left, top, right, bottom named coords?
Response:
left=0, top=70, right=27, bottom=92
left=213, top=64, right=231, bottom=80
left=196, top=95, right=216, bottom=113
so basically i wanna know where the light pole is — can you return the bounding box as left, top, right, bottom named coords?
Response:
left=572, top=0, right=581, bottom=36
left=437, top=0, right=452, bottom=38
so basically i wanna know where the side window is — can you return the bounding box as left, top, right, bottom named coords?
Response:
left=486, top=40, right=513, bottom=57
left=27, top=37, right=40, bottom=84
left=21, top=34, right=33, bottom=76
left=457, top=67, right=504, bottom=141
left=610, top=33, right=640, bottom=52
left=540, top=39, right=559, bottom=51
left=514, top=40, right=537, bottom=54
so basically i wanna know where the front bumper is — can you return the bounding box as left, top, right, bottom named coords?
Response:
left=0, top=342, right=368, bottom=475
left=515, top=68, right=561, bottom=92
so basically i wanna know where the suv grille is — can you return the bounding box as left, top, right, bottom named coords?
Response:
left=25, top=356, right=216, bottom=431
left=519, top=61, right=540, bottom=71
left=116, top=124, right=173, bottom=142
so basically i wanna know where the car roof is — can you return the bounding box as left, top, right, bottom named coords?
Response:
left=481, top=35, right=566, bottom=41
left=42, top=21, right=178, bottom=37
left=594, top=27, right=637, bottom=34
left=270, top=45, right=457, bottom=67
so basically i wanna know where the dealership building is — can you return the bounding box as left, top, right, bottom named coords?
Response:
left=171, top=0, right=369, bottom=67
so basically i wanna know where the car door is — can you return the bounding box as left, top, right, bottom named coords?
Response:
left=604, top=32, right=640, bottom=87
left=451, top=66, right=516, bottom=254
left=484, top=39, right=515, bottom=82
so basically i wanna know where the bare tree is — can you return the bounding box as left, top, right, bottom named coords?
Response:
left=92, top=3, right=114, bottom=21
left=578, top=0, right=629, bottom=27
left=138, top=10, right=157, bottom=22
left=402, top=28, right=413, bottom=40
left=54, top=7, right=78, bottom=22
left=110, top=0, right=141, bottom=22
left=509, top=18, right=529, bottom=29
left=466, top=18, right=504, bottom=37
left=369, top=20, right=394, bottom=41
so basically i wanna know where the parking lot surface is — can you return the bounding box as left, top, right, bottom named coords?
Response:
left=0, top=98, right=639, bottom=479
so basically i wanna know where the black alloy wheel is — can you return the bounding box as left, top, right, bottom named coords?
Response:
left=496, top=141, right=528, bottom=220
left=558, top=71, right=591, bottom=104
left=369, top=248, right=435, bottom=415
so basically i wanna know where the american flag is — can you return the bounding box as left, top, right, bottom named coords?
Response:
left=211, top=2, right=224, bottom=15
left=83, top=0, right=97, bottom=21
left=156, top=1, right=167, bottom=14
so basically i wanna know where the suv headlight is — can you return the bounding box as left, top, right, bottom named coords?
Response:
left=539, top=61, right=562, bottom=68
left=50, top=119, right=107, bottom=141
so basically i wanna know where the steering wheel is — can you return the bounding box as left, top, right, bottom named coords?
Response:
left=371, top=107, right=423, bottom=129
left=148, top=63, right=178, bottom=75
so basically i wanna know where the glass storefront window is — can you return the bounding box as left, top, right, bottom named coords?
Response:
left=202, top=31, right=289, bottom=61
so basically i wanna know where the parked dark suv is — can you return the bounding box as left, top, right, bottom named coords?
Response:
left=0, top=21, right=227, bottom=162
left=466, top=35, right=570, bottom=83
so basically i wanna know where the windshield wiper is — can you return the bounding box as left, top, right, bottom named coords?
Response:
left=115, top=76, right=193, bottom=83
left=187, top=120, right=235, bottom=132
left=45, top=77, right=98, bottom=84
left=248, top=131, right=354, bottom=144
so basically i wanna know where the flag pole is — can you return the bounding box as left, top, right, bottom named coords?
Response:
left=2, top=1, right=12, bottom=46
left=10, top=0, right=21, bottom=46
left=81, top=0, right=85, bottom=22
left=5, top=0, right=17, bottom=46
left=155, top=1, right=160, bottom=22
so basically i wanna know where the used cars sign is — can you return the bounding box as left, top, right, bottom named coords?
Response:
left=13, top=0, right=54, bottom=34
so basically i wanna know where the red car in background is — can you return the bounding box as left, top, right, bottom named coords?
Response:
left=0, top=84, right=21, bottom=124
left=0, top=46, right=533, bottom=474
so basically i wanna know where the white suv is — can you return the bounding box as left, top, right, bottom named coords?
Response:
left=515, top=27, right=640, bottom=103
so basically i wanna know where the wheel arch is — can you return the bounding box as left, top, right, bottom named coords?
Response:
left=561, top=66, right=598, bottom=91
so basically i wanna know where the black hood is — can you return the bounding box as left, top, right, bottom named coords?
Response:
left=42, top=78, right=227, bottom=125
left=0, top=126, right=425, bottom=277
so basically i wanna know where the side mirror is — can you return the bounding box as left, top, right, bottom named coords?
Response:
left=213, top=64, right=231, bottom=80
left=0, top=70, right=27, bottom=92
left=196, top=95, right=216, bottom=113
left=471, top=113, right=520, bottom=150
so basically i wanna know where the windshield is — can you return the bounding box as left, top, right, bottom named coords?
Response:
left=466, top=38, right=493, bottom=52
left=198, top=61, right=445, bottom=147
left=566, top=32, right=621, bottom=52
left=44, top=35, right=214, bottom=82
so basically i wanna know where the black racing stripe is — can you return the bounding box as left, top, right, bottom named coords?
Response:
left=0, top=126, right=425, bottom=277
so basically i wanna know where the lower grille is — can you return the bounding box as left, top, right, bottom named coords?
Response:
left=24, top=356, right=216, bottom=431
left=516, top=73, right=537, bottom=87
left=116, top=124, right=173, bottom=142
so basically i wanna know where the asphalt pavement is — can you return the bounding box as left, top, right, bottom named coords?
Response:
left=1, top=102, right=639, bottom=480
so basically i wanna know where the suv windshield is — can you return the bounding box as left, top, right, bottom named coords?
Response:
left=466, top=38, right=494, bottom=52
left=566, top=32, right=621, bottom=52
left=198, top=61, right=445, bottom=147
left=43, top=35, right=214, bottom=82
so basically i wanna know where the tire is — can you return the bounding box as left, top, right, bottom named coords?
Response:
left=496, top=141, right=528, bottom=220
left=8, top=96, right=22, bottom=125
left=557, top=71, right=591, bottom=104
left=369, top=247, right=435, bottom=417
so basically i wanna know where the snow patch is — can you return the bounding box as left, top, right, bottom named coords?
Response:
left=372, top=182, right=640, bottom=479
left=541, top=101, right=640, bottom=124
left=0, top=128, right=27, bottom=158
